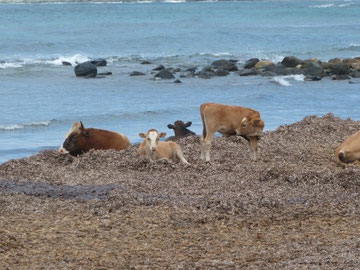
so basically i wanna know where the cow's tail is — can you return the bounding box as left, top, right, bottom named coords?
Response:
left=200, top=104, right=207, bottom=140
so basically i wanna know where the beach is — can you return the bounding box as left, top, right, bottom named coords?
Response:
left=1, top=0, right=360, bottom=268
left=1, top=114, right=360, bottom=268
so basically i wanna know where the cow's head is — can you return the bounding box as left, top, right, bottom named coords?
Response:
left=58, top=121, right=92, bottom=156
left=167, top=120, right=193, bottom=137
left=236, top=117, right=264, bottom=137
left=139, top=129, right=166, bottom=152
left=335, top=132, right=360, bottom=165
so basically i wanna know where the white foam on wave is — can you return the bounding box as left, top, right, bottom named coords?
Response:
left=310, top=3, right=335, bottom=8
left=271, top=77, right=292, bottom=87
left=271, top=74, right=305, bottom=87
left=0, top=62, right=23, bottom=69
left=198, top=52, right=232, bottom=57
left=0, top=121, right=53, bottom=131
left=48, top=54, right=90, bottom=66
left=284, top=74, right=305, bottom=81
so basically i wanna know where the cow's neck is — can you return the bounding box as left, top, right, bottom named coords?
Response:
left=145, top=148, right=158, bottom=160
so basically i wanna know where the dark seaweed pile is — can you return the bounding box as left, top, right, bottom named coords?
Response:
left=1, top=114, right=360, bottom=269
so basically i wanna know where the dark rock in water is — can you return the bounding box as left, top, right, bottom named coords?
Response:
left=180, top=71, right=195, bottom=78
left=153, top=65, right=165, bottom=71
left=302, top=62, right=324, bottom=77
left=287, top=67, right=303, bottom=75
left=244, top=58, right=259, bottom=69
left=211, top=59, right=238, bottom=71
left=262, top=71, right=277, bottom=77
left=349, top=80, right=360, bottom=84
left=154, top=69, right=175, bottom=79
left=350, top=70, right=360, bottom=78
left=130, top=71, right=145, bottom=76
left=141, top=60, right=152, bottom=64
left=168, top=67, right=181, bottom=73
left=281, top=56, right=302, bottom=68
left=62, top=61, right=72, bottom=66
left=263, top=63, right=286, bottom=75
left=331, top=63, right=350, bottom=75
left=215, top=69, right=230, bottom=76
left=222, top=64, right=238, bottom=72
left=198, top=72, right=213, bottom=79
left=74, top=61, right=97, bottom=77
left=329, top=57, right=342, bottom=64
left=239, top=68, right=258, bottom=76
left=331, top=74, right=351, bottom=80
left=211, top=59, right=231, bottom=67
left=90, top=59, right=107, bottom=67
left=229, top=59, right=239, bottom=63
left=201, top=65, right=213, bottom=73
left=186, top=67, right=197, bottom=72
left=0, top=60, right=5, bottom=64
left=97, top=72, right=112, bottom=76
left=305, top=75, right=322, bottom=81
left=173, top=79, right=182, bottom=83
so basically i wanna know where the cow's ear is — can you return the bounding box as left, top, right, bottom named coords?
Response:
left=185, top=121, right=192, bottom=127
left=167, top=124, right=174, bottom=129
left=139, top=133, right=146, bottom=138
left=159, top=132, right=166, bottom=138
left=79, top=121, right=84, bottom=130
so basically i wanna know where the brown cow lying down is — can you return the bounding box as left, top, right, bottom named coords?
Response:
left=167, top=120, right=196, bottom=141
left=138, top=129, right=188, bottom=164
left=200, top=103, right=265, bottom=162
left=58, top=121, right=131, bottom=156
left=335, top=131, right=360, bottom=165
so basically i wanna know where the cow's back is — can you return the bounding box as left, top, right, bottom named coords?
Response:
left=87, top=129, right=131, bottom=151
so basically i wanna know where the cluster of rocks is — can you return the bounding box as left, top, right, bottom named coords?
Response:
left=239, top=56, right=360, bottom=81
left=129, top=56, right=360, bottom=82
left=67, top=59, right=112, bottom=78
left=67, top=56, right=360, bottom=82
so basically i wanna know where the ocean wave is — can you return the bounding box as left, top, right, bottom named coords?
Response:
left=335, top=44, right=360, bottom=52
left=271, top=77, right=292, bottom=87
left=310, top=3, right=335, bottom=8
left=310, top=3, right=352, bottom=8
left=0, top=0, right=222, bottom=3
left=46, top=54, right=91, bottom=66
left=0, top=120, right=56, bottom=131
left=270, top=75, right=304, bottom=87
left=0, top=52, right=288, bottom=70
left=0, top=62, right=23, bottom=69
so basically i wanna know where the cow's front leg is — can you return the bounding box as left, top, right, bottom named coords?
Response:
left=248, top=136, right=258, bottom=161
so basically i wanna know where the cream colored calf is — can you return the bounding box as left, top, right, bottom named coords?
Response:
left=138, top=129, right=188, bottom=164
left=200, top=103, right=265, bottom=162
left=335, top=131, right=360, bottom=165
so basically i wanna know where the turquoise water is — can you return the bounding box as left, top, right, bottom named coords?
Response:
left=1, top=0, right=360, bottom=163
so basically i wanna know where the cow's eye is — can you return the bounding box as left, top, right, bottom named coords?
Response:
left=147, top=138, right=151, bottom=141
left=242, top=124, right=247, bottom=127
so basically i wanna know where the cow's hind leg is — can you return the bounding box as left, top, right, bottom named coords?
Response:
left=201, top=131, right=215, bottom=162
left=248, top=137, right=258, bottom=161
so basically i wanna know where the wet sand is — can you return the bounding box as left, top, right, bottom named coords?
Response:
left=1, top=114, right=360, bottom=269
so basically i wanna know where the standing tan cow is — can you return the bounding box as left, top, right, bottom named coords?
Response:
left=200, top=103, right=264, bottom=162
left=58, top=122, right=131, bottom=156
left=335, top=131, right=360, bottom=165
left=138, top=129, right=188, bottom=164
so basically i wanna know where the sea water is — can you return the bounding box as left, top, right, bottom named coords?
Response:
left=1, top=0, right=360, bottom=164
